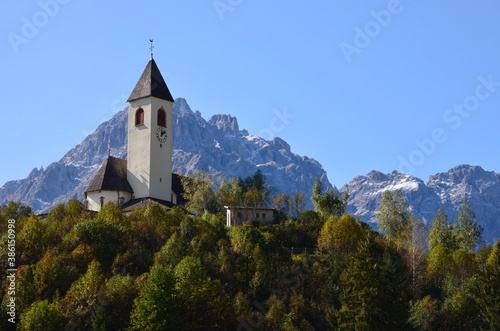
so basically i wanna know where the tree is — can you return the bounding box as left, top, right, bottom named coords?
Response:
left=130, top=266, right=178, bottom=330
left=317, top=214, right=365, bottom=264
left=456, top=199, right=483, bottom=252
left=399, top=216, right=428, bottom=299
left=428, top=209, right=456, bottom=252
left=335, top=237, right=409, bottom=330
left=311, top=179, right=348, bottom=219
left=273, top=193, right=292, bottom=219
left=17, top=215, right=48, bottom=265
left=218, top=177, right=243, bottom=206
left=174, top=256, right=234, bottom=329
left=239, top=170, right=270, bottom=207
left=408, top=295, right=440, bottom=331
left=376, top=190, right=411, bottom=244
left=74, top=214, right=125, bottom=271
left=61, top=260, right=106, bottom=328
left=19, top=300, right=64, bottom=331
left=181, top=171, right=219, bottom=215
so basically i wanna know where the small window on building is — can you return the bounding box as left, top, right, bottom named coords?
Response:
left=135, top=108, right=144, bottom=126
left=157, top=108, right=166, bottom=127
left=262, top=213, right=266, bottom=218
left=256, top=213, right=259, bottom=218
left=237, top=212, right=242, bottom=217
left=100, top=196, right=105, bottom=207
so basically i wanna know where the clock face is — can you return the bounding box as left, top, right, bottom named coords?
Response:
left=156, top=127, right=167, bottom=143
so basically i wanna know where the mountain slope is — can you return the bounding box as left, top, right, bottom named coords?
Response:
left=0, top=98, right=332, bottom=212
left=343, top=165, right=500, bottom=244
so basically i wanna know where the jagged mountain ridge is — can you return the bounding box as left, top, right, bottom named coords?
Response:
left=0, top=98, right=332, bottom=213
left=342, top=165, right=500, bottom=244
left=1, top=99, right=499, bottom=244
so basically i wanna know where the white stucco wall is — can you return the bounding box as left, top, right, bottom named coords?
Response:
left=127, top=97, right=173, bottom=202
left=86, top=190, right=132, bottom=212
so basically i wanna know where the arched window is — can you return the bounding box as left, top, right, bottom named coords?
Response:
left=135, top=108, right=144, bottom=126
left=157, top=108, right=166, bottom=127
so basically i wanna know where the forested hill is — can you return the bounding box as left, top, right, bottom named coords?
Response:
left=0, top=198, right=498, bottom=329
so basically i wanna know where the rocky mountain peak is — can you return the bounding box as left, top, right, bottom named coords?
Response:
left=0, top=98, right=332, bottom=213
left=208, top=114, right=240, bottom=135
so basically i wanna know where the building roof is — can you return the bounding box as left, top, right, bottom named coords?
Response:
left=85, top=156, right=134, bottom=194
left=224, top=206, right=276, bottom=211
left=121, top=197, right=177, bottom=212
left=127, top=58, right=174, bottom=102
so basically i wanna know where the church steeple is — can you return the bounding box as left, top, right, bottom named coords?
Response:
left=127, top=59, right=174, bottom=102
left=126, top=56, right=174, bottom=203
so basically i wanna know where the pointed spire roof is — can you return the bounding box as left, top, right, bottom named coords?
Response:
left=85, top=156, right=133, bottom=193
left=127, top=59, right=174, bottom=102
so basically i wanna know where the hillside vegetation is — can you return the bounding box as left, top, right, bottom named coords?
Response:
left=0, top=174, right=499, bottom=330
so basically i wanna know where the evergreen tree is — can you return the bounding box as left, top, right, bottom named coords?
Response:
left=311, top=179, right=348, bottom=219
left=335, top=237, right=409, bottom=330
left=376, top=190, right=411, bottom=244
left=456, top=199, right=483, bottom=251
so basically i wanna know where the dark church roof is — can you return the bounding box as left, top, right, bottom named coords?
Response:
left=127, top=58, right=174, bottom=102
left=122, top=197, right=176, bottom=212
left=85, top=156, right=134, bottom=194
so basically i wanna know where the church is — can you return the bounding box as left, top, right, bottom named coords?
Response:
left=85, top=56, right=184, bottom=212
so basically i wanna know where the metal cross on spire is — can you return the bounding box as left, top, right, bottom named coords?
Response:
left=149, top=39, right=154, bottom=59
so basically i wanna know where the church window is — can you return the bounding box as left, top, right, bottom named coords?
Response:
left=157, top=108, right=166, bottom=127
left=135, top=108, right=144, bottom=126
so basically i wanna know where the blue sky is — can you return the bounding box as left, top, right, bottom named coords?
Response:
left=1, top=0, right=500, bottom=188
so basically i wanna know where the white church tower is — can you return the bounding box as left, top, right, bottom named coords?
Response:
left=126, top=58, right=174, bottom=202
left=85, top=52, right=181, bottom=212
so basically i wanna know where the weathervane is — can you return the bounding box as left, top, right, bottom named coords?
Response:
left=150, top=39, right=154, bottom=59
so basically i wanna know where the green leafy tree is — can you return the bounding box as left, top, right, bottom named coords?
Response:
left=96, top=275, right=137, bottom=330
left=218, top=177, right=244, bottom=206
left=317, top=214, right=365, bottom=264
left=130, top=266, right=178, bottom=330
left=74, top=215, right=125, bottom=271
left=456, top=199, right=483, bottom=251
left=408, top=295, right=440, bottom=331
left=311, top=179, right=348, bottom=219
left=174, top=256, right=234, bottom=329
left=61, top=260, right=106, bottom=329
left=19, top=300, right=64, bottom=331
left=181, top=171, right=219, bottom=215
left=376, top=190, right=411, bottom=244
left=239, top=170, right=270, bottom=207
left=17, top=215, right=48, bottom=265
